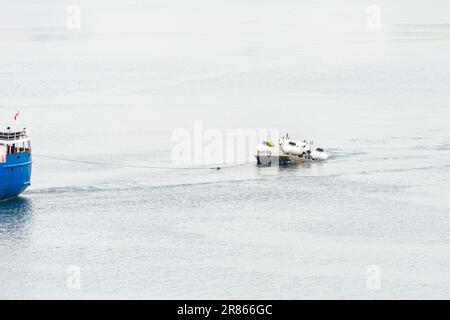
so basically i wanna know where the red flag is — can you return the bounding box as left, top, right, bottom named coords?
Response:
left=13, top=111, right=19, bottom=121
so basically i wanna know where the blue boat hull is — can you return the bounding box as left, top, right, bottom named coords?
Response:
left=0, top=152, right=32, bottom=200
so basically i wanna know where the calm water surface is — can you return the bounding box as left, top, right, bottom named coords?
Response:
left=0, top=0, right=449, bottom=298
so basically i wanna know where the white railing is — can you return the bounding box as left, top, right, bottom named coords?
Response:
left=0, top=130, right=27, bottom=141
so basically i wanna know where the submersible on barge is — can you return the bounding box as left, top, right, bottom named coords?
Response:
left=256, top=134, right=328, bottom=166
left=0, top=127, right=32, bottom=200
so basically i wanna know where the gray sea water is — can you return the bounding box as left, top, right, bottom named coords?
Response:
left=1, top=0, right=450, bottom=299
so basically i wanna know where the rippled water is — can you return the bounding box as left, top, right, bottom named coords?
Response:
left=1, top=0, right=450, bottom=299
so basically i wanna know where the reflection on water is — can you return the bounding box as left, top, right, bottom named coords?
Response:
left=0, top=197, right=33, bottom=239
